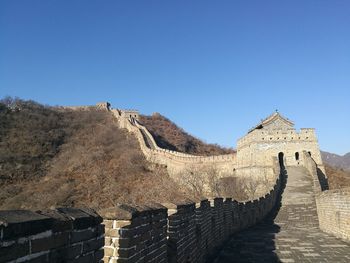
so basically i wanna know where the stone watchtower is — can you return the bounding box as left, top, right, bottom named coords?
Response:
left=236, top=112, right=324, bottom=170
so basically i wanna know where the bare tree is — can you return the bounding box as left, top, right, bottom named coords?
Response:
left=205, top=165, right=221, bottom=197
left=181, top=165, right=206, bottom=198
left=218, top=177, right=249, bottom=200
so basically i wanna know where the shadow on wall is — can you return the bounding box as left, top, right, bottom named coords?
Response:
left=212, top=158, right=288, bottom=263
left=317, top=168, right=329, bottom=191
left=101, top=161, right=284, bottom=263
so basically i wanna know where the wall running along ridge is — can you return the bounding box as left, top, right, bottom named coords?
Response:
left=111, top=109, right=237, bottom=177
left=52, top=104, right=324, bottom=184
left=303, top=151, right=350, bottom=242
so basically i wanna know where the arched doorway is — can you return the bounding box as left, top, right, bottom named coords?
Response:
left=278, top=152, right=284, bottom=167
left=295, top=152, right=299, bottom=161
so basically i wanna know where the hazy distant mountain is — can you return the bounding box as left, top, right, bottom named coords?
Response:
left=321, top=151, right=350, bottom=171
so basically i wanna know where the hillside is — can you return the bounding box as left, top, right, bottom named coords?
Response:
left=139, top=113, right=235, bottom=156
left=0, top=98, right=188, bottom=210
left=321, top=151, right=350, bottom=171
left=1, top=98, right=348, bottom=211
left=325, top=165, right=350, bottom=189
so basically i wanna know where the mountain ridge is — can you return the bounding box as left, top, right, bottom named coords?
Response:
left=321, top=151, right=350, bottom=171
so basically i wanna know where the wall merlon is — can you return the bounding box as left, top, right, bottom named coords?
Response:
left=0, top=208, right=103, bottom=263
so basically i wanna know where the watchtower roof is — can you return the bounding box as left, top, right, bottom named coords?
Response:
left=248, top=112, right=294, bottom=133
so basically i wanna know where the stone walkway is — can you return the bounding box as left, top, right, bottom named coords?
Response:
left=213, top=166, right=350, bottom=263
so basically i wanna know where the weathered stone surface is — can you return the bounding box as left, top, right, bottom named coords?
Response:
left=37, top=209, right=73, bottom=232
left=26, top=254, right=49, bottom=263
left=99, top=206, right=137, bottom=220
left=67, top=253, right=94, bottom=263
left=0, top=210, right=53, bottom=240
left=0, top=208, right=104, bottom=263
left=0, top=240, right=30, bottom=261
left=79, top=207, right=103, bottom=224
left=70, top=228, right=97, bottom=243
left=94, top=249, right=104, bottom=262
left=56, top=208, right=96, bottom=229
left=82, top=237, right=104, bottom=253
left=48, top=244, right=82, bottom=261
left=316, top=188, right=350, bottom=241
left=31, top=232, right=69, bottom=253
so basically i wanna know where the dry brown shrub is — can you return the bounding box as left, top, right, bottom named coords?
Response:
left=0, top=98, right=189, bottom=210
left=325, top=165, right=350, bottom=189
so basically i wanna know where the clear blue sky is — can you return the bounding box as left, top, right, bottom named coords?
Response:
left=1, top=1, right=350, bottom=155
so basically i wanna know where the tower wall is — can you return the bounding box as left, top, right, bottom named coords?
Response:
left=237, top=128, right=324, bottom=170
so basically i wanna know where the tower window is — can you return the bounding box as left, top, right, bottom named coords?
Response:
left=295, top=152, right=299, bottom=161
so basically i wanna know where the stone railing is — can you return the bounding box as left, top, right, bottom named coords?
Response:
left=303, top=151, right=350, bottom=242
left=0, top=208, right=104, bottom=262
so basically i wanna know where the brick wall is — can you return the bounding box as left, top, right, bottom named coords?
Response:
left=100, top=169, right=281, bottom=263
left=0, top=178, right=281, bottom=263
left=303, top=152, right=350, bottom=242
left=316, top=188, right=350, bottom=242
left=100, top=204, right=168, bottom=263
left=1, top=161, right=282, bottom=263
left=0, top=208, right=104, bottom=263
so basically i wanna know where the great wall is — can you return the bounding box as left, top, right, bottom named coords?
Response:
left=1, top=102, right=350, bottom=263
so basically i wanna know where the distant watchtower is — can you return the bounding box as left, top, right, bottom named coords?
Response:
left=236, top=112, right=324, bottom=170
left=96, top=102, right=111, bottom=111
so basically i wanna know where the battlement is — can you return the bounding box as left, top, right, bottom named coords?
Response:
left=237, top=128, right=317, bottom=148
left=119, top=109, right=139, bottom=119
left=0, top=208, right=103, bottom=262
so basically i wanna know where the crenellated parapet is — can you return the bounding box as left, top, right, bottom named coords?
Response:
left=0, top=158, right=283, bottom=263
left=237, top=128, right=318, bottom=149
left=0, top=208, right=104, bottom=262
left=98, top=158, right=282, bottom=263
